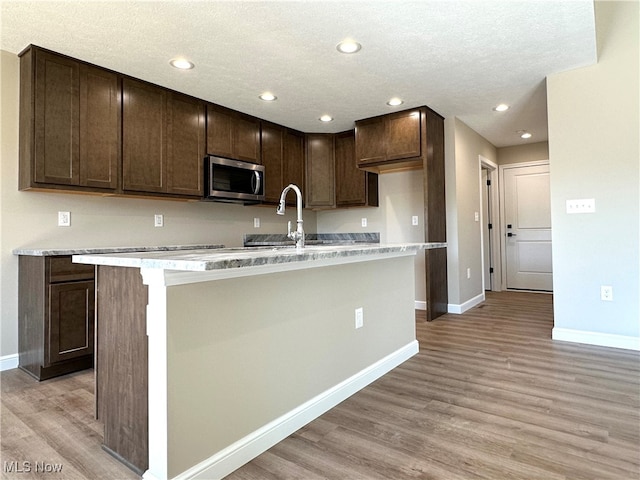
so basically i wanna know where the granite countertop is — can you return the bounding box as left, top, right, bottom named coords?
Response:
left=243, top=232, right=380, bottom=247
left=73, top=242, right=447, bottom=272
left=12, top=244, right=225, bottom=257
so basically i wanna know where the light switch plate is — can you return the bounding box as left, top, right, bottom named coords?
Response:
left=154, top=214, right=164, bottom=227
left=566, top=198, right=595, bottom=214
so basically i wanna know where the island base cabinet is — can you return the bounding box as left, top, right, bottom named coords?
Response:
left=18, top=255, right=94, bottom=381
left=95, top=266, right=149, bottom=474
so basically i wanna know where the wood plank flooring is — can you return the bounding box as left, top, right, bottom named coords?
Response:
left=2, top=291, right=639, bottom=479
left=228, top=292, right=640, bottom=480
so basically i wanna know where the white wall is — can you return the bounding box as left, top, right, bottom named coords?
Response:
left=497, top=141, right=549, bottom=166
left=316, top=170, right=426, bottom=306
left=0, top=50, right=317, bottom=360
left=547, top=1, right=639, bottom=349
left=445, top=117, right=497, bottom=312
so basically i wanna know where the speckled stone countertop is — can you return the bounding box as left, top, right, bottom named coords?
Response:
left=73, top=242, right=446, bottom=272
left=243, top=232, right=380, bottom=246
left=12, top=244, right=225, bottom=257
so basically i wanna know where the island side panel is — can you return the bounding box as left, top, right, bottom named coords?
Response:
left=163, top=255, right=417, bottom=478
left=96, top=265, right=149, bottom=473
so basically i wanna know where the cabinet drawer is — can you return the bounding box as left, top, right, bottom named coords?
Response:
left=48, top=256, right=95, bottom=283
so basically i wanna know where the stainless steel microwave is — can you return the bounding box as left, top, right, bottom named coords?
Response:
left=203, top=156, right=265, bottom=204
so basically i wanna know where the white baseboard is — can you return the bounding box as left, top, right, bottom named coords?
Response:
left=552, top=328, right=640, bottom=351
left=448, top=292, right=485, bottom=314
left=414, top=300, right=427, bottom=311
left=0, top=354, right=18, bottom=371
left=171, top=341, right=419, bottom=480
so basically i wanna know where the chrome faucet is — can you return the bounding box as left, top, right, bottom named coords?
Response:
left=276, top=184, right=304, bottom=249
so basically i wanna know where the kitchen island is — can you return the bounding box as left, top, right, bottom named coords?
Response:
left=74, top=242, right=444, bottom=480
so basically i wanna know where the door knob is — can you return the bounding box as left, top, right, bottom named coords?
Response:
left=507, top=232, right=517, bottom=237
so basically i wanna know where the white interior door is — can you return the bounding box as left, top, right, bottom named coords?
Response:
left=503, top=163, right=553, bottom=291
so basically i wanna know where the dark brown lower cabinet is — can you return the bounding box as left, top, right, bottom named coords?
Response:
left=96, top=266, right=148, bottom=474
left=18, top=255, right=94, bottom=381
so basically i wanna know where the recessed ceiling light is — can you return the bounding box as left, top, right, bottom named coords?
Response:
left=387, top=97, right=404, bottom=106
left=259, top=92, right=277, bottom=101
left=169, top=58, right=194, bottom=70
left=517, top=130, right=532, bottom=139
left=319, top=115, right=334, bottom=122
left=336, top=40, right=362, bottom=54
left=493, top=103, right=509, bottom=112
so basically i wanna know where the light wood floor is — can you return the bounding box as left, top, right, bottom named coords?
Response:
left=2, top=292, right=639, bottom=479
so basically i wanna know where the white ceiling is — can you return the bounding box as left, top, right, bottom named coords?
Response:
left=1, top=1, right=597, bottom=148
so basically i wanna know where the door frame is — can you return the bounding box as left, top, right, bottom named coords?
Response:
left=498, top=159, right=550, bottom=291
left=479, top=156, right=501, bottom=292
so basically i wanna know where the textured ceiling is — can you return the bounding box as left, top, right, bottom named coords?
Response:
left=1, top=1, right=597, bottom=147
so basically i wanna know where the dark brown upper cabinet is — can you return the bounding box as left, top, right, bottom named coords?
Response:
left=19, top=46, right=120, bottom=191
left=206, top=104, right=261, bottom=164
left=335, top=131, right=378, bottom=208
left=261, top=122, right=304, bottom=205
left=355, top=108, right=422, bottom=171
left=122, top=78, right=205, bottom=197
left=305, top=134, right=335, bottom=209
left=166, top=93, right=206, bottom=196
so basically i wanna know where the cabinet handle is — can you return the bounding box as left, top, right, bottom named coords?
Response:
left=252, top=171, right=261, bottom=195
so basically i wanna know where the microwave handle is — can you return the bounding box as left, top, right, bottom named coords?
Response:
left=252, top=171, right=261, bottom=195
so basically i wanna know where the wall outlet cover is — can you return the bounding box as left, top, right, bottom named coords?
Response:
left=154, top=214, right=164, bottom=227
left=600, top=285, right=613, bottom=301
left=58, top=211, right=71, bottom=227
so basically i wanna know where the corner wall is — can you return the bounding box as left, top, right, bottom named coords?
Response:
left=445, top=117, right=497, bottom=312
left=547, top=1, right=639, bottom=349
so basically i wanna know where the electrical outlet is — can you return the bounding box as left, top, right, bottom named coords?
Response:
left=467, top=268, right=471, bottom=279
left=58, top=211, right=71, bottom=227
left=154, top=214, right=164, bottom=227
left=361, top=218, right=367, bottom=227
left=601, top=285, right=613, bottom=301
left=355, top=307, right=364, bottom=329
left=474, top=212, right=480, bottom=222
left=253, top=217, right=260, bottom=228
left=412, top=216, right=419, bottom=226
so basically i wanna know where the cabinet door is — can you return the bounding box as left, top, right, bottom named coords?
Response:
left=206, top=104, right=234, bottom=159
left=234, top=113, right=261, bottom=163
left=386, top=109, right=421, bottom=161
left=283, top=129, right=305, bottom=205
left=79, top=64, right=120, bottom=189
left=48, top=280, right=95, bottom=365
left=305, top=134, right=335, bottom=208
left=336, top=131, right=365, bottom=206
left=260, top=122, right=284, bottom=204
left=34, top=50, right=80, bottom=185
left=355, top=116, right=385, bottom=166
left=122, top=78, right=167, bottom=193
left=166, top=93, right=205, bottom=196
